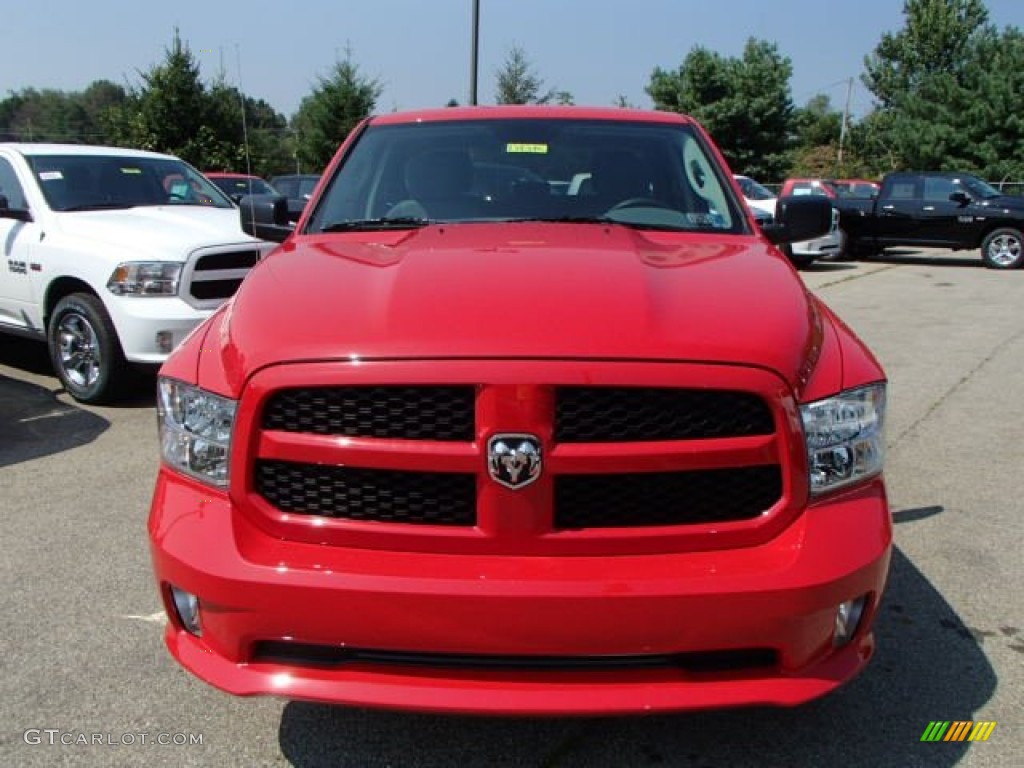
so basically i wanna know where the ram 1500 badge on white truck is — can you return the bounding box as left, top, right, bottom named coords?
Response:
left=0, top=143, right=274, bottom=402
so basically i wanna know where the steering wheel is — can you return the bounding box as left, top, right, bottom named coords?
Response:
left=605, top=197, right=675, bottom=213
left=167, top=192, right=187, bottom=202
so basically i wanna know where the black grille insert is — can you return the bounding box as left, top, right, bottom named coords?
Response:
left=252, top=641, right=778, bottom=674
left=263, top=386, right=475, bottom=441
left=255, top=460, right=476, bottom=525
left=194, top=249, right=262, bottom=271
left=555, top=466, right=782, bottom=528
left=189, top=278, right=244, bottom=300
left=556, top=387, right=774, bottom=442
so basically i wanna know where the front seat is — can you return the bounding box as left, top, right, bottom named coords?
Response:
left=387, top=149, right=479, bottom=220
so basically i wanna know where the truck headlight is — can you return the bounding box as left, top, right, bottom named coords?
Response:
left=158, top=377, right=236, bottom=487
left=801, top=383, right=886, bottom=495
left=107, top=262, right=182, bottom=296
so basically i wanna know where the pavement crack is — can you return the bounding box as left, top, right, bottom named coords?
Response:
left=892, top=326, right=1024, bottom=448
left=812, top=263, right=900, bottom=290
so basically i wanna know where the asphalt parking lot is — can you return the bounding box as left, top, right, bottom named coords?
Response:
left=1, top=248, right=1021, bottom=767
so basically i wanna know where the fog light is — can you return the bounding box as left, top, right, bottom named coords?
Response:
left=156, top=331, right=174, bottom=354
left=833, top=596, right=867, bottom=647
left=170, top=586, right=202, bottom=636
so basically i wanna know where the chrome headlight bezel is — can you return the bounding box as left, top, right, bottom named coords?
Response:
left=158, top=377, right=236, bottom=488
left=801, top=383, right=886, bottom=496
left=107, top=261, right=182, bottom=296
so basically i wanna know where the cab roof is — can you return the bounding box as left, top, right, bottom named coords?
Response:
left=369, top=105, right=695, bottom=126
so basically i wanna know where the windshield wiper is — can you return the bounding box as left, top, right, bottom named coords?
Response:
left=320, top=217, right=431, bottom=232
left=505, top=215, right=692, bottom=232
left=60, top=203, right=136, bottom=212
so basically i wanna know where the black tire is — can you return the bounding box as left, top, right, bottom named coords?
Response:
left=980, top=227, right=1024, bottom=269
left=47, top=293, right=127, bottom=404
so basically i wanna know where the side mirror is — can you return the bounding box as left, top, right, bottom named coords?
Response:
left=239, top=194, right=293, bottom=243
left=0, top=194, right=33, bottom=222
left=761, top=196, right=832, bottom=245
left=949, top=191, right=971, bottom=207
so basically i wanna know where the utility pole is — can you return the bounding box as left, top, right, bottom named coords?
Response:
left=470, top=0, right=480, bottom=105
left=837, top=77, right=853, bottom=170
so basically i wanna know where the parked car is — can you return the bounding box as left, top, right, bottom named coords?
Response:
left=150, top=106, right=890, bottom=716
left=269, top=173, right=321, bottom=222
left=834, top=171, right=1024, bottom=268
left=0, top=144, right=274, bottom=402
left=780, top=178, right=880, bottom=201
left=206, top=172, right=280, bottom=202
left=735, top=174, right=844, bottom=267
left=833, top=179, right=880, bottom=199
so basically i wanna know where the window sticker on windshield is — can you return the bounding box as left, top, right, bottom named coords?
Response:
left=506, top=143, right=548, bottom=154
left=39, top=171, right=63, bottom=181
left=120, top=167, right=143, bottom=174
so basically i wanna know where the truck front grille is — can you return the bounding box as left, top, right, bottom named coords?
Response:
left=184, top=248, right=263, bottom=305
left=245, top=372, right=791, bottom=551
left=255, top=460, right=477, bottom=526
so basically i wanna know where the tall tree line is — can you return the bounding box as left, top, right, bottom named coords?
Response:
left=1, top=2, right=1022, bottom=182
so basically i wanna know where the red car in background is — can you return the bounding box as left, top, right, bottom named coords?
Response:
left=781, top=178, right=880, bottom=200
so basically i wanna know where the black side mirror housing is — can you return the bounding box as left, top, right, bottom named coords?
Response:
left=949, top=191, right=971, bottom=206
left=239, top=194, right=293, bottom=243
left=0, top=194, right=32, bottom=222
left=761, top=196, right=832, bottom=245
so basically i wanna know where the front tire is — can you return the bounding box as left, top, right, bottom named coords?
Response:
left=981, top=227, right=1024, bottom=269
left=47, top=293, right=127, bottom=404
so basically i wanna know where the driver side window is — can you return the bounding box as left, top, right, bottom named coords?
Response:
left=0, top=158, right=28, bottom=210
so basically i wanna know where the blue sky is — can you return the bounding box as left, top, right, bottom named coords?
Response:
left=3, top=0, right=1023, bottom=121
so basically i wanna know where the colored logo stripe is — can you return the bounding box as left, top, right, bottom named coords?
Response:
left=969, top=722, right=997, bottom=742
left=921, top=721, right=996, bottom=742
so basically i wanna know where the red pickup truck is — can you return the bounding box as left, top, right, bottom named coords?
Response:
left=148, top=106, right=891, bottom=715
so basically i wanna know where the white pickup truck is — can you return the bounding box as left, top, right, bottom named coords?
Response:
left=0, top=143, right=274, bottom=402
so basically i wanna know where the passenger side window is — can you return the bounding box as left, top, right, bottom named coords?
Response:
left=0, top=157, right=28, bottom=209
left=888, top=182, right=917, bottom=200
left=923, top=177, right=957, bottom=202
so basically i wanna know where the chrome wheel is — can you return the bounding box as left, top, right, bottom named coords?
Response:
left=57, top=311, right=101, bottom=388
left=985, top=232, right=1022, bottom=267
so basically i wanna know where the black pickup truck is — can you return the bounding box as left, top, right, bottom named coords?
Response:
left=837, top=171, right=1024, bottom=269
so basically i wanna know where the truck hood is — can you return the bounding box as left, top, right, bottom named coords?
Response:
left=222, top=224, right=822, bottom=390
left=53, top=206, right=256, bottom=256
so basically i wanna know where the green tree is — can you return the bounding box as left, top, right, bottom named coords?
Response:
left=105, top=30, right=252, bottom=170
left=291, top=50, right=382, bottom=172
left=494, top=45, right=572, bottom=105
left=648, top=39, right=794, bottom=180
left=863, top=0, right=990, bottom=109
left=0, top=84, right=124, bottom=143
left=862, top=0, right=1024, bottom=178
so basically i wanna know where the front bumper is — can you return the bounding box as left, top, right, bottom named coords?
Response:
left=105, top=296, right=212, bottom=363
left=149, top=470, right=891, bottom=715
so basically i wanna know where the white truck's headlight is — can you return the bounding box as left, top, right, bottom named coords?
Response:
left=801, top=383, right=886, bottom=496
left=107, top=262, right=182, bottom=296
left=158, top=378, right=236, bottom=487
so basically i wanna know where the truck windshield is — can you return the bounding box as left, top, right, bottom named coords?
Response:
left=308, top=118, right=748, bottom=234
left=961, top=176, right=1002, bottom=200
left=29, top=155, right=235, bottom=211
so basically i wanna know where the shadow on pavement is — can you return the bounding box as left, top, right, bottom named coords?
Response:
left=0, top=373, right=109, bottom=468
left=801, top=261, right=858, bottom=272
left=0, top=335, right=157, bottom=409
left=276, top=521, right=997, bottom=767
